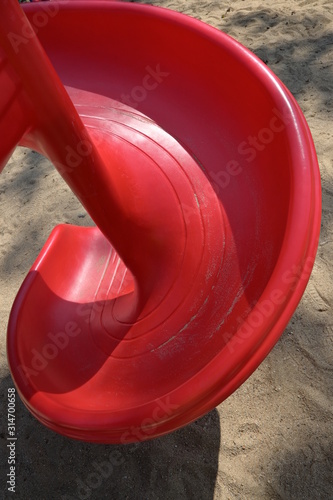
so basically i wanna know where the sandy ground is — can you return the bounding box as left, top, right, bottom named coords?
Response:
left=0, top=0, right=332, bottom=499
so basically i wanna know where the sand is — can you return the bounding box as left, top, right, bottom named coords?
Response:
left=0, top=0, right=332, bottom=499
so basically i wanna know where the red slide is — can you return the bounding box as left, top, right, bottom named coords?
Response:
left=0, top=0, right=321, bottom=442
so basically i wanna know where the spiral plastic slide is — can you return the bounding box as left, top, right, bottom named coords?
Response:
left=0, top=0, right=321, bottom=442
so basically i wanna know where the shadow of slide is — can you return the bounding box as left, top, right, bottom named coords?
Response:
left=0, top=374, right=220, bottom=499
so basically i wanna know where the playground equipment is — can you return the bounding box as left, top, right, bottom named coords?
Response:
left=0, top=1, right=321, bottom=443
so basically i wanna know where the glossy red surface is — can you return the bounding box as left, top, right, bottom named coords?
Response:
left=1, top=1, right=321, bottom=442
